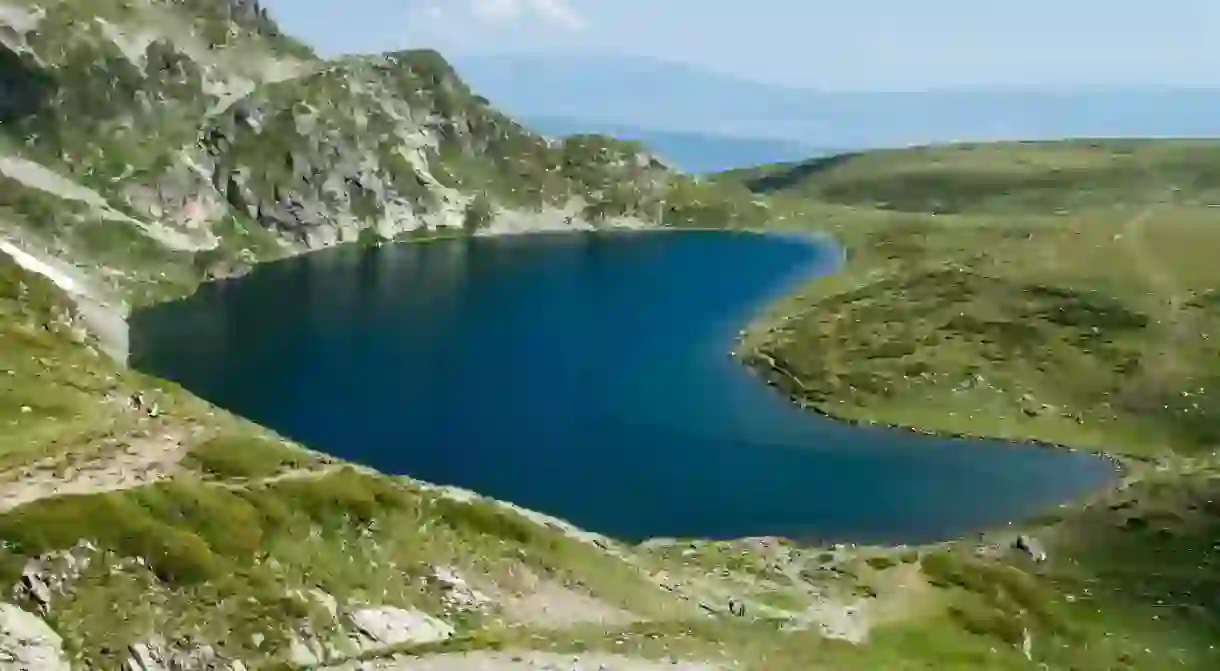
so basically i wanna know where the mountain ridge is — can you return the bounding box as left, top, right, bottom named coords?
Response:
left=452, top=52, right=1220, bottom=146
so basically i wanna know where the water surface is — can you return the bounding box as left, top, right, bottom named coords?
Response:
left=131, top=231, right=1116, bottom=543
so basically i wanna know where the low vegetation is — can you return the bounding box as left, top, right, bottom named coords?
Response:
left=721, top=139, right=1220, bottom=668
left=182, top=434, right=320, bottom=480
left=735, top=142, right=1220, bottom=457
left=722, top=139, right=1220, bottom=214
left=0, top=467, right=683, bottom=667
left=0, top=255, right=125, bottom=469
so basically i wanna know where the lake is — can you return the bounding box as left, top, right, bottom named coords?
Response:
left=130, top=230, right=1118, bottom=543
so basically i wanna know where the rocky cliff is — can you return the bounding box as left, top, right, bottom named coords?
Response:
left=0, top=0, right=766, bottom=322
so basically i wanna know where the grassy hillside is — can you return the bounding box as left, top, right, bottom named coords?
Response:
left=721, top=139, right=1220, bottom=670
left=721, top=139, right=1220, bottom=214
left=728, top=140, right=1220, bottom=457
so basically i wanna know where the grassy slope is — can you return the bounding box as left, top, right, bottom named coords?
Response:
left=731, top=140, right=1220, bottom=456
left=718, top=139, right=1220, bottom=668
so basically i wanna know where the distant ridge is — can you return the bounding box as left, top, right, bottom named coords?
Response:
left=454, top=52, right=1220, bottom=146
left=521, top=115, right=842, bottom=173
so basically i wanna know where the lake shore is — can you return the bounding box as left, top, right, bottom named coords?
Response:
left=138, top=225, right=1124, bottom=549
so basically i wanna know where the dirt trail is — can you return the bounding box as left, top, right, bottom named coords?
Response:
left=206, top=464, right=344, bottom=490
left=0, top=428, right=189, bottom=512
left=1121, top=204, right=1182, bottom=311
left=1118, top=198, right=1195, bottom=378
left=0, top=440, right=350, bottom=512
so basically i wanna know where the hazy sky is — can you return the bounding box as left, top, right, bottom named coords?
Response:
left=261, top=0, right=1219, bottom=90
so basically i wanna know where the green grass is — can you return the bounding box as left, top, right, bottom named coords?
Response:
left=0, top=465, right=683, bottom=668
left=182, top=434, right=320, bottom=480
left=0, top=255, right=127, bottom=468
left=711, top=138, right=1220, bottom=669
left=723, top=139, right=1220, bottom=214
left=731, top=147, right=1220, bottom=458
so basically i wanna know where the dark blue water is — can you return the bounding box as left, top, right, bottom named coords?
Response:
left=131, top=231, right=1117, bottom=543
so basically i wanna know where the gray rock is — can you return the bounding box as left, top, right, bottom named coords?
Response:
left=126, top=641, right=163, bottom=671
left=288, top=636, right=321, bottom=667
left=0, top=604, right=70, bottom=670
left=18, top=566, right=51, bottom=612
left=348, top=606, right=454, bottom=649
left=1015, top=534, right=1048, bottom=562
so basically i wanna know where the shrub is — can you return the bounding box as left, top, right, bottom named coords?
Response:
left=463, top=195, right=494, bottom=233
left=0, top=493, right=223, bottom=584
left=184, top=435, right=315, bottom=480
left=948, top=602, right=1026, bottom=645
left=271, top=468, right=410, bottom=527
left=866, top=555, right=897, bottom=571
left=431, top=497, right=550, bottom=549
left=356, top=226, right=386, bottom=248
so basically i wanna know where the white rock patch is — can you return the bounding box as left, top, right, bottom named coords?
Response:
left=0, top=238, right=90, bottom=297
left=348, top=606, right=454, bottom=648
left=0, top=3, right=44, bottom=33
left=93, top=17, right=156, bottom=67
left=0, top=237, right=130, bottom=361
left=0, top=603, right=70, bottom=671
left=0, top=155, right=205, bottom=250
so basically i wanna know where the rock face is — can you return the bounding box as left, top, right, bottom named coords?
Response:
left=12, top=540, right=97, bottom=614
left=123, top=636, right=241, bottom=671
left=431, top=565, right=492, bottom=610
left=0, top=1, right=678, bottom=275
left=0, top=603, right=70, bottom=671
left=348, top=606, right=455, bottom=648
left=0, top=0, right=745, bottom=371
left=0, top=0, right=769, bottom=332
left=192, top=51, right=674, bottom=247
left=1015, top=534, right=1048, bottom=563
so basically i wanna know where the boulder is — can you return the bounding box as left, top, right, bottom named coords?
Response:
left=18, top=566, right=51, bottom=612
left=348, top=606, right=453, bottom=649
left=1014, top=534, right=1048, bottom=563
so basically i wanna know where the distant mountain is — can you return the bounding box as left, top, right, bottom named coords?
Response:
left=521, top=116, right=840, bottom=173
left=452, top=52, right=1220, bottom=147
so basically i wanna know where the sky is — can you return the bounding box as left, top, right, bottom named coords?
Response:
left=261, top=0, right=1220, bottom=91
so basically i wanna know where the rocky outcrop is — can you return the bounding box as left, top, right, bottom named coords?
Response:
left=1015, top=534, right=1048, bottom=563
left=0, top=603, right=70, bottom=670
left=431, top=565, right=492, bottom=611
left=0, top=0, right=765, bottom=332
left=348, top=606, right=454, bottom=649
left=11, top=539, right=97, bottom=614
left=123, top=636, right=244, bottom=671
left=192, top=52, right=669, bottom=248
